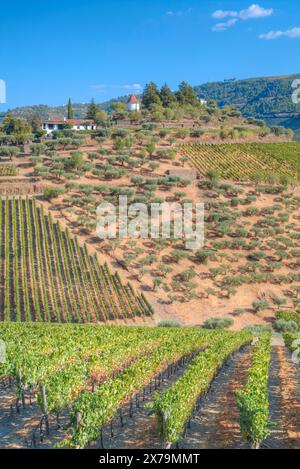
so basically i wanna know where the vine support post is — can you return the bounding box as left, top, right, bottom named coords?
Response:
left=76, top=412, right=82, bottom=428
left=18, top=369, right=25, bottom=408
left=41, top=385, right=49, bottom=435
left=119, top=409, right=124, bottom=427
left=32, top=430, right=36, bottom=448
left=251, top=442, right=260, bottom=450
left=129, top=397, right=133, bottom=418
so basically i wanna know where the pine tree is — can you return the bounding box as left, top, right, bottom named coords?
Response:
left=176, top=81, right=198, bottom=106
left=160, top=84, right=176, bottom=107
left=141, top=82, right=161, bottom=109
left=67, top=98, right=74, bottom=120
left=86, top=98, right=99, bottom=120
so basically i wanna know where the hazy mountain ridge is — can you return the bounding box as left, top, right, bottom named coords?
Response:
left=3, top=74, right=300, bottom=130
left=195, top=74, right=300, bottom=130
left=3, top=97, right=127, bottom=121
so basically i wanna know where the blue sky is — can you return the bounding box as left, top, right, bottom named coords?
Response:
left=0, top=1, right=299, bottom=109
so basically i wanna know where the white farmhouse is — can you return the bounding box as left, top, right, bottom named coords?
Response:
left=42, top=117, right=97, bottom=135
left=126, top=94, right=140, bottom=112
left=199, top=98, right=208, bottom=107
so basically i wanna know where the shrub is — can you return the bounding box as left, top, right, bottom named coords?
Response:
left=190, top=129, right=204, bottom=138
left=157, top=320, right=182, bottom=328
left=283, top=332, right=300, bottom=350
left=275, top=310, right=300, bottom=327
left=0, top=145, right=20, bottom=159
left=274, top=319, right=299, bottom=333
left=69, top=151, right=84, bottom=169
left=202, top=317, right=233, bottom=330
left=252, top=300, right=269, bottom=313
left=44, top=187, right=65, bottom=201
left=243, top=324, right=272, bottom=336
left=195, top=249, right=216, bottom=264
left=206, top=169, right=220, bottom=187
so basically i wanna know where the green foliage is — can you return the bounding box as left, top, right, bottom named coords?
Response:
left=194, top=75, right=299, bottom=128
left=181, top=143, right=300, bottom=183
left=69, top=151, right=84, bottom=169
left=275, top=310, right=300, bottom=327
left=195, top=249, right=216, bottom=264
left=237, top=332, right=271, bottom=449
left=0, top=198, right=151, bottom=323
left=30, top=143, right=46, bottom=156
left=141, top=82, right=162, bottom=109
left=85, top=98, right=99, bottom=120
left=0, top=145, right=20, bottom=159
left=67, top=328, right=217, bottom=447
left=252, top=300, right=269, bottom=313
left=160, top=84, right=176, bottom=107
left=43, top=187, right=65, bottom=201
left=203, top=317, right=234, bottom=329
left=176, top=81, right=198, bottom=106
left=67, top=98, right=74, bottom=120
left=0, top=165, right=18, bottom=176
left=283, top=332, right=300, bottom=350
left=2, top=114, right=32, bottom=135
left=243, top=324, right=272, bottom=336
left=157, top=320, right=182, bottom=328
left=151, top=331, right=252, bottom=445
left=274, top=319, right=299, bottom=333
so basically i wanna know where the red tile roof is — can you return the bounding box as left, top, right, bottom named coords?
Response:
left=42, top=118, right=94, bottom=125
left=127, top=94, right=139, bottom=104
left=45, top=117, right=65, bottom=123
left=67, top=119, right=94, bottom=125
left=43, top=118, right=65, bottom=124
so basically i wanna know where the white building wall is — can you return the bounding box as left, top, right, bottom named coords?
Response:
left=43, top=123, right=96, bottom=134
left=43, top=124, right=61, bottom=135
left=127, top=103, right=140, bottom=111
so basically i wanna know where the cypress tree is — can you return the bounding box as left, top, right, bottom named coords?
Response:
left=67, top=98, right=74, bottom=120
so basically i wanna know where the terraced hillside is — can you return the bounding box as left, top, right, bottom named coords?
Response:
left=180, top=142, right=300, bottom=182
left=0, top=198, right=152, bottom=323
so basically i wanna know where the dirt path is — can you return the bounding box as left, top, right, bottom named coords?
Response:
left=266, top=346, right=300, bottom=449
left=179, top=346, right=252, bottom=449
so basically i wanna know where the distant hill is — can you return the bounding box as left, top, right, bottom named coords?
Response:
left=5, top=97, right=128, bottom=121
left=4, top=74, right=300, bottom=131
left=5, top=103, right=89, bottom=120
left=195, top=74, right=300, bottom=130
